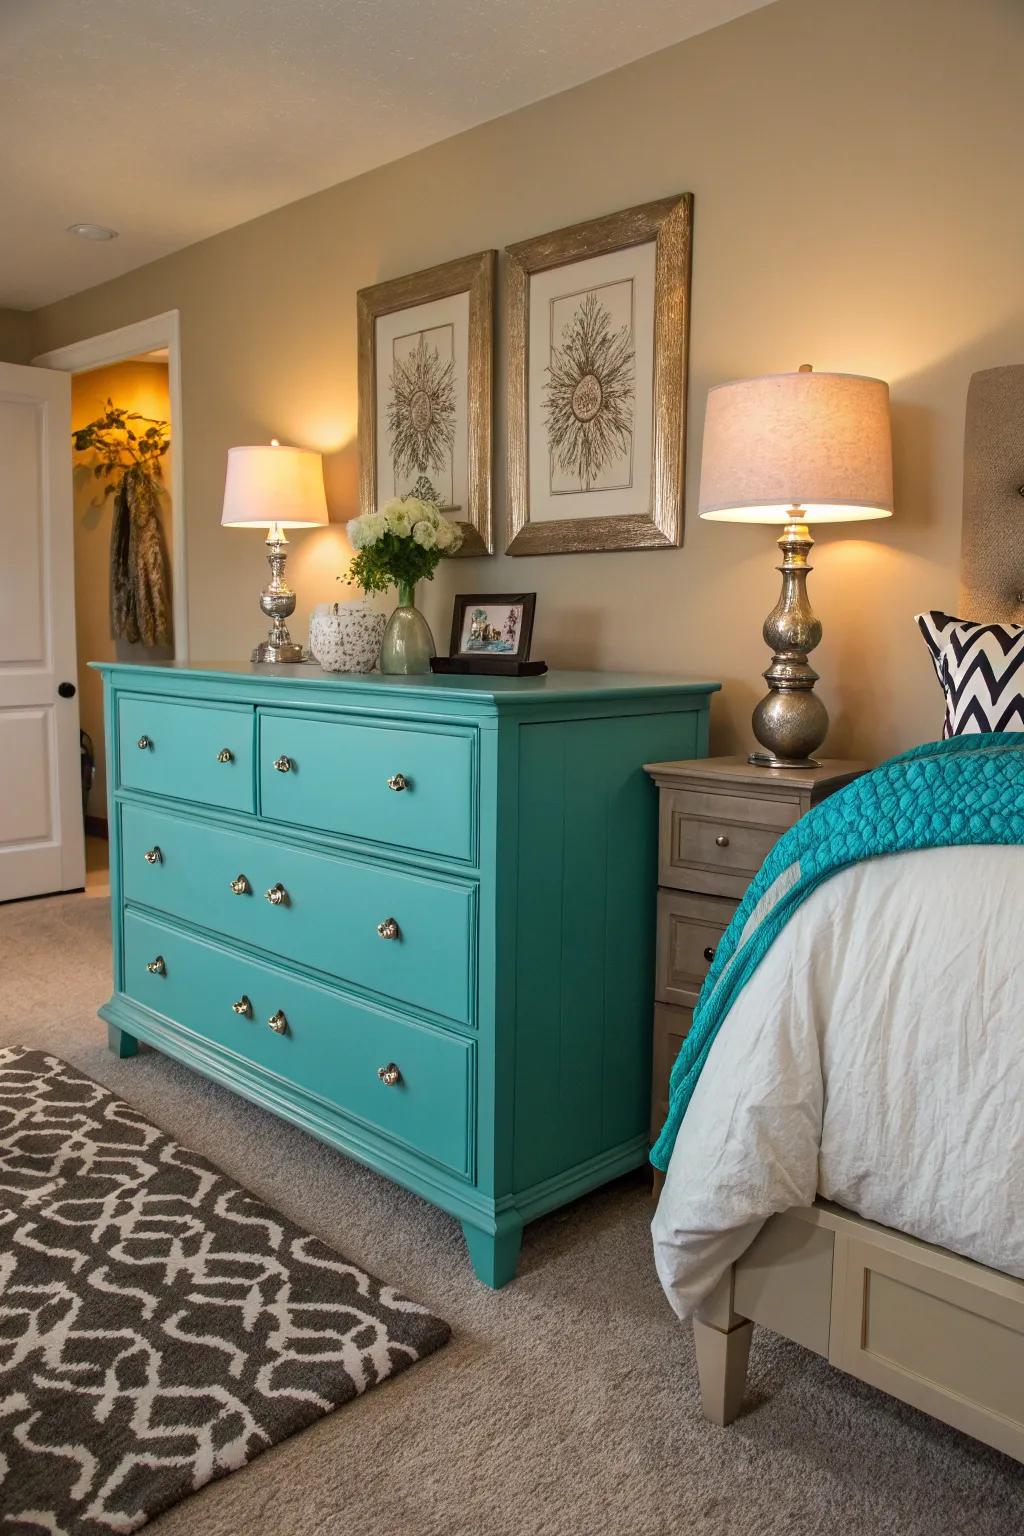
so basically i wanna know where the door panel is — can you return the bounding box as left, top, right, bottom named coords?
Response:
left=0, top=363, right=83, bottom=902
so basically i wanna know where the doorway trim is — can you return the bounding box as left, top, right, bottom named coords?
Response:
left=33, top=310, right=188, bottom=660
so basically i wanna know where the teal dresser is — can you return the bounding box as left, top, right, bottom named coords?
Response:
left=95, top=662, right=719, bottom=1286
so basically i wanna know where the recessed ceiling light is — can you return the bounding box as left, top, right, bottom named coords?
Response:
left=67, top=223, right=119, bottom=241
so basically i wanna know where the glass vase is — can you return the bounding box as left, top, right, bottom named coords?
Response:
left=379, top=582, right=436, bottom=675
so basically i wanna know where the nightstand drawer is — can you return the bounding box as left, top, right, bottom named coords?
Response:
left=661, top=788, right=792, bottom=898
left=656, top=890, right=736, bottom=1006
left=123, top=910, right=475, bottom=1179
left=650, top=1001, right=692, bottom=1140
left=120, top=803, right=475, bottom=1026
left=258, top=709, right=475, bottom=862
left=118, top=696, right=255, bottom=813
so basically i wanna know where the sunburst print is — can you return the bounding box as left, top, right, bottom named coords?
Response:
left=387, top=332, right=456, bottom=502
left=543, top=289, right=635, bottom=492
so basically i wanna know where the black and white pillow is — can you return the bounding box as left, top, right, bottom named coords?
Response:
left=916, top=610, right=1024, bottom=736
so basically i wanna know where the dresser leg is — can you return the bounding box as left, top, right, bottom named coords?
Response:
left=692, top=1314, right=753, bottom=1426
left=462, top=1210, right=523, bottom=1289
left=107, top=1022, right=139, bottom=1059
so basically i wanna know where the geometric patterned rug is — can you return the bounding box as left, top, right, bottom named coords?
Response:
left=0, top=1047, right=450, bottom=1533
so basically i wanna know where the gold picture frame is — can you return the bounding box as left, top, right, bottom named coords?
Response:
left=357, top=249, right=496, bottom=556
left=505, top=194, right=692, bottom=556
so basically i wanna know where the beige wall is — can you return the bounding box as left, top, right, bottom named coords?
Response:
left=72, top=360, right=173, bottom=819
left=0, top=308, right=33, bottom=363
left=27, top=0, right=1024, bottom=762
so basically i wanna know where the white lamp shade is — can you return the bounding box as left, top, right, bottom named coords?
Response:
left=698, top=370, right=893, bottom=525
left=221, top=444, right=329, bottom=529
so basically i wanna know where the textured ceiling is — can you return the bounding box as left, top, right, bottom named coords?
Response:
left=1, top=0, right=775, bottom=310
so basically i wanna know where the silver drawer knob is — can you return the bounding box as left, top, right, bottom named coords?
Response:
left=274, top=755, right=292, bottom=773
left=267, top=1010, right=289, bottom=1035
left=715, top=834, right=730, bottom=848
left=377, top=917, right=400, bottom=940
left=387, top=773, right=409, bottom=792
left=704, top=946, right=716, bottom=963
left=143, top=846, right=162, bottom=865
left=216, top=747, right=234, bottom=764
left=230, top=873, right=250, bottom=895
left=265, top=882, right=288, bottom=906
left=232, top=995, right=252, bottom=1017
left=137, top=735, right=152, bottom=750
left=146, top=955, right=166, bottom=975
left=378, top=1063, right=401, bottom=1087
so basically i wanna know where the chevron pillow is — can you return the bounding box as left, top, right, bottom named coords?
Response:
left=916, top=610, right=1024, bottom=736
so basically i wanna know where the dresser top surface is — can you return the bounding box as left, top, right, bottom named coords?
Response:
left=92, top=659, right=721, bottom=704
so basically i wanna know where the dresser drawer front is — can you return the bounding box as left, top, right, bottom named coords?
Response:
left=258, top=710, right=475, bottom=862
left=660, top=788, right=789, bottom=898
left=122, top=910, right=474, bottom=1178
left=118, top=696, right=255, bottom=813
left=656, top=890, right=736, bottom=1006
left=650, top=1001, right=693, bottom=1140
left=121, top=804, right=475, bottom=1026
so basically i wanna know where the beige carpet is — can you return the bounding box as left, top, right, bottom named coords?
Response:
left=5, top=891, right=1023, bottom=1536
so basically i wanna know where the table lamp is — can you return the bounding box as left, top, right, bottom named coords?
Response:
left=221, top=441, right=328, bottom=663
left=698, top=365, right=893, bottom=768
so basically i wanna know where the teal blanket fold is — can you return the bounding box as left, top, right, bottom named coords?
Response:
left=650, top=732, right=1024, bottom=1173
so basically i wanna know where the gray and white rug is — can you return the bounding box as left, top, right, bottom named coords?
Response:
left=0, top=1046, right=450, bottom=1533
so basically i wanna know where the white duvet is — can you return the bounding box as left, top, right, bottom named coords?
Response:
left=652, top=843, right=1024, bottom=1320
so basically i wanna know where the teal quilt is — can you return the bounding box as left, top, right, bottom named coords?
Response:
left=650, top=733, right=1024, bottom=1173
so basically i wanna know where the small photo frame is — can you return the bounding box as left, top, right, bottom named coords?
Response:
left=450, top=593, right=536, bottom=662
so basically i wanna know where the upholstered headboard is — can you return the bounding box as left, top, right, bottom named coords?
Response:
left=962, top=365, right=1024, bottom=623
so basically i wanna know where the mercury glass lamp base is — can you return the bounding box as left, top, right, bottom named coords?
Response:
left=748, top=749, right=821, bottom=770
left=252, top=639, right=306, bottom=664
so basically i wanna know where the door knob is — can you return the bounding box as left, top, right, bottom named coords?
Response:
left=377, top=917, right=400, bottom=940
left=231, top=995, right=252, bottom=1018
left=387, top=773, right=409, bottom=792
left=267, top=1010, right=289, bottom=1035
left=377, top=1063, right=401, bottom=1086
left=146, top=955, right=166, bottom=975
left=230, top=873, right=250, bottom=895
left=715, top=834, right=730, bottom=848
left=137, top=736, right=152, bottom=750
left=143, top=846, right=162, bottom=865
left=216, top=747, right=234, bottom=764
left=274, top=755, right=292, bottom=773
left=265, top=883, right=288, bottom=906
left=703, top=946, right=716, bottom=963
left=58, top=681, right=76, bottom=699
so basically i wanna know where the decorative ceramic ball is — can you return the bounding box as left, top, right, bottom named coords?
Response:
left=309, top=601, right=386, bottom=673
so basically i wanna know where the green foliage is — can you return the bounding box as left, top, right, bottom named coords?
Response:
left=72, top=398, right=170, bottom=499
left=344, top=530, right=443, bottom=598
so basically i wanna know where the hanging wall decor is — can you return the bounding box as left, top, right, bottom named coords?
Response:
left=505, top=194, right=692, bottom=556
left=357, top=250, right=496, bottom=556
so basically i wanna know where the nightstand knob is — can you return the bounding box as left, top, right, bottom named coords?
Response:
left=216, top=747, right=234, bottom=764
left=143, top=846, right=162, bottom=865
left=274, top=755, right=292, bottom=773
left=715, top=834, right=730, bottom=848
left=137, top=735, right=152, bottom=750
left=267, top=1010, right=289, bottom=1035
left=703, top=946, right=716, bottom=964
left=377, top=917, right=400, bottom=940
left=232, top=995, right=252, bottom=1018
left=387, top=773, right=409, bottom=792
left=378, top=1062, right=401, bottom=1087
left=229, top=873, right=250, bottom=895
left=146, top=955, right=166, bottom=975
left=265, top=883, right=288, bottom=906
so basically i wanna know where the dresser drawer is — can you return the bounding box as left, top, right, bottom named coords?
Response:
left=258, top=710, right=475, bottom=862
left=656, top=890, right=736, bottom=1006
left=121, top=804, right=475, bottom=1026
left=660, top=787, right=791, bottom=898
left=650, top=1001, right=693, bottom=1140
left=122, top=910, right=474, bottom=1179
left=118, top=695, right=255, bottom=814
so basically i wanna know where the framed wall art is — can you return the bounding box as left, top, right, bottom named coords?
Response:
left=357, top=249, right=496, bottom=555
left=505, top=194, right=692, bottom=556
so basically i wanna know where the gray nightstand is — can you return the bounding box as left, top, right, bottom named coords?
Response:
left=643, top=756, right=869, bottom=1144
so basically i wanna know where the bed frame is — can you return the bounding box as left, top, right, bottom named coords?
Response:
left=691, top=364, right=1024, bottom=1460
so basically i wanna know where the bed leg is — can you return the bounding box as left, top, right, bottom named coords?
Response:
left=693, top=1314, right=753, bottom=1426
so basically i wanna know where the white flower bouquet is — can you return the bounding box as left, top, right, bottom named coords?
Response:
left=346, top=497, right=463, bottom=604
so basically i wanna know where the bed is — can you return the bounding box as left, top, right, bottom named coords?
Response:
left=651, top=364, right=1024, bottom=1460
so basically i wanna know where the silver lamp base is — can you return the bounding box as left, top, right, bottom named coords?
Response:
left=749, top=517, right=829, bottom=770
left=251, top=527, right=307, bottom=665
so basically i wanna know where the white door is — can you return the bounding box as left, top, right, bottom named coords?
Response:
left=0, top=361, right=85, bottom=902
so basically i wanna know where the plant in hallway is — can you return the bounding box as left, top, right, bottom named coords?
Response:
left=72, top=399, right=173, bottom=648
left=345, top=497, right=463, bottom=674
